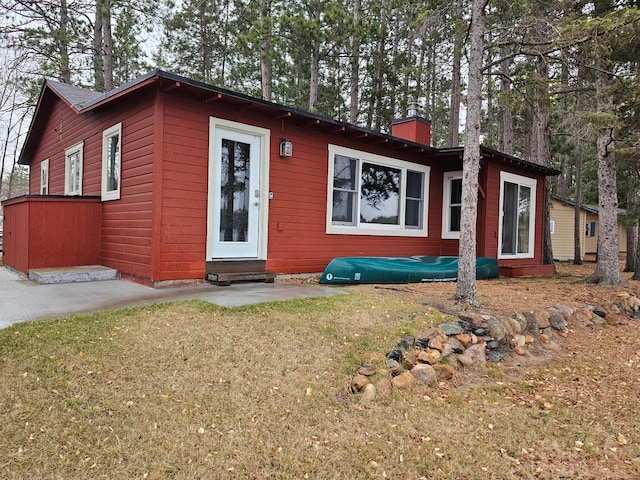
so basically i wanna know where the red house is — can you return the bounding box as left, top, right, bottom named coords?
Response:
left=2, top=70, right=557, bottom=286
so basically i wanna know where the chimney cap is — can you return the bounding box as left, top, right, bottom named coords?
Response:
left=391, top=116, right=432, bottom=126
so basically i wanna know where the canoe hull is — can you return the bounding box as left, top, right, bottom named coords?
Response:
left=319, top=256, right=499, bottom=284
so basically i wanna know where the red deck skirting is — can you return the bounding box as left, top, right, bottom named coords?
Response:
left=499, top=264, right=555, bottom=277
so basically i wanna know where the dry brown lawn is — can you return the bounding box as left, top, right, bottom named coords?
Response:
left=2, top=260, right=640, bottom=479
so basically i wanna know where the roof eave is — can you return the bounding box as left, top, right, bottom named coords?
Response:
left=18, top=81, right=59, bottom=165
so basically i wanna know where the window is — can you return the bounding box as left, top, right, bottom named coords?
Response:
left=549, top=220, right=555, bottom=234
left=327, top=145, right=429, bottom=236
left=102, top=123, right=122, bottom=201
left=498, top=172, right=536, bottom=258
left=64, top=142, right=83, bottom=195
left=442, top=171, right=462, bottom=239
left=40, top=159, right=49, bottom=195
left=586, top=221, right=596, bottom=237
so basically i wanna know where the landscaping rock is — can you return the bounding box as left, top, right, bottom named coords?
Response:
left=427, top=335, right=445, bottom=352
left=551, top=305, right=574, bottom=318
left=439, top=321, right=464, bottom=336
left=487, top=350, right=505, bottom=363
left=626, top=295, right=640, bottom=311
left=386, top=359, right=403, bottom=376
left=411, top=364, right=437, bottom=385
left=377, top=378, right=393, bottom=398
left=514, top=312, right=528, bottom=331
left=465, top=344, right=487, bottom=365
left=417, top=349, right=441, bottom=365
left=358, top=363, right=377, bottom=376
left=392, top=371, right=418, bottom=391
left=507, top=317, right=523, bottom=334
left=360, top=383, right=376, bottom=404
left=456, top=353, right=474, bottom=367
left=366, top=291, right=637, bottom=400
left=486, top=316, right=506, bottom=341
left=351, top=374, right=370, bottom=392
left=396, top=335, right=415, bottom=351
left=441, top=342, right=453, bottom=357
left=454, top=333, right=472, bottom=348
left=447, top=337, right=465, bottom=353
left=549, top=311, right=568, bottom=331
left=536, top=310, right=551, bottom=329
left=402, top=350, right=417, bottom=370
left=386, top=349, right=403, bottom=362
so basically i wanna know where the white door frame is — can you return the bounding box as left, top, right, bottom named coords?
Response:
left=207, top=117, right=270, bottom=260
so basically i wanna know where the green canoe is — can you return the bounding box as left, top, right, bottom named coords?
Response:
left=319, top=256, right=499, bottom=284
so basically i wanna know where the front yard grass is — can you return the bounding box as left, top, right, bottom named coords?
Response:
left=1, top=290, right=639, bottom=479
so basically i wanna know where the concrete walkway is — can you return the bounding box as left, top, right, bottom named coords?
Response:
left=0, top=267, right=342, bottom=329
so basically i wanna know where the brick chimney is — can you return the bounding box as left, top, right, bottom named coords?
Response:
left=391, top=116, right=431, bottom=146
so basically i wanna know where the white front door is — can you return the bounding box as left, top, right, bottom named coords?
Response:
left=209, top=126, right=262, bottom=259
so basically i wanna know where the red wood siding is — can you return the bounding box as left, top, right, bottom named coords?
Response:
left=25, top=92, right=157, bottom=282
left=21, top=82, right=553, bottom=284
left=2, top=196, right=101, bottom=272
left=157, top=96, right=209, bottom=281
left=481, top=162, right=547, bottom=267
left=156, top=94, right=449, bottom=278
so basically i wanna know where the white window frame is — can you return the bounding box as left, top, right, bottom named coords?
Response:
left=498, top=171, right=537, bottom=259
left=442, top=170, right=463, bottom=239
left=326, top=144, right=430, bottom=237
left=40, top=159, right=49, bottom=195
left=102, top=122, right=122, bottom=201
left=64, top=142, right=84, bottom=195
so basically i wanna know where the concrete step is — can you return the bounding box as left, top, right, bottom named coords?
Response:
left=28, top=265, right=119, bottom=284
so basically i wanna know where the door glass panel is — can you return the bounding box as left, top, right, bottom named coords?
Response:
left=219, top=138, right=250, bottom=242
left=517, top=185, right=531, bottom=254
left=501, top=182, right=518, bottom=254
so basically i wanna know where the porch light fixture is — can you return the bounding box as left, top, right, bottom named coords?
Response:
left=279, top=138, right=293, bottom=158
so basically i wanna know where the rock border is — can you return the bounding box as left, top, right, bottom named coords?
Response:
left=351, top=291, right=640, bottom=404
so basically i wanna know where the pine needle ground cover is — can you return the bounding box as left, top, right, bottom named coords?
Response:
left=2, top=266, right=640, bottom=479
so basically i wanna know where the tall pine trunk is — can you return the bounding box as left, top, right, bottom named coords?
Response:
left=259, top=0, right=273, bottom=101
left=448, top=0, right=463, bottom=147
left=624, top=184, right=637, bottom=272
left=500, top=49, right=513, bottom=155
left=59, top=0, right=71, bottom=83
left=349, top=0, right=361, bottom=123
left=93, top=0, right=114, bottom=92
left=573, top=144, right=583, bottom=265
left=587, top=67, right=621, bottom=285
left=455, top=0, right=485, bottom=306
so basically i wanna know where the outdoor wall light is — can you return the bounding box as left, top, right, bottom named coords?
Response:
left=279, top=138, right=293, bottom=157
